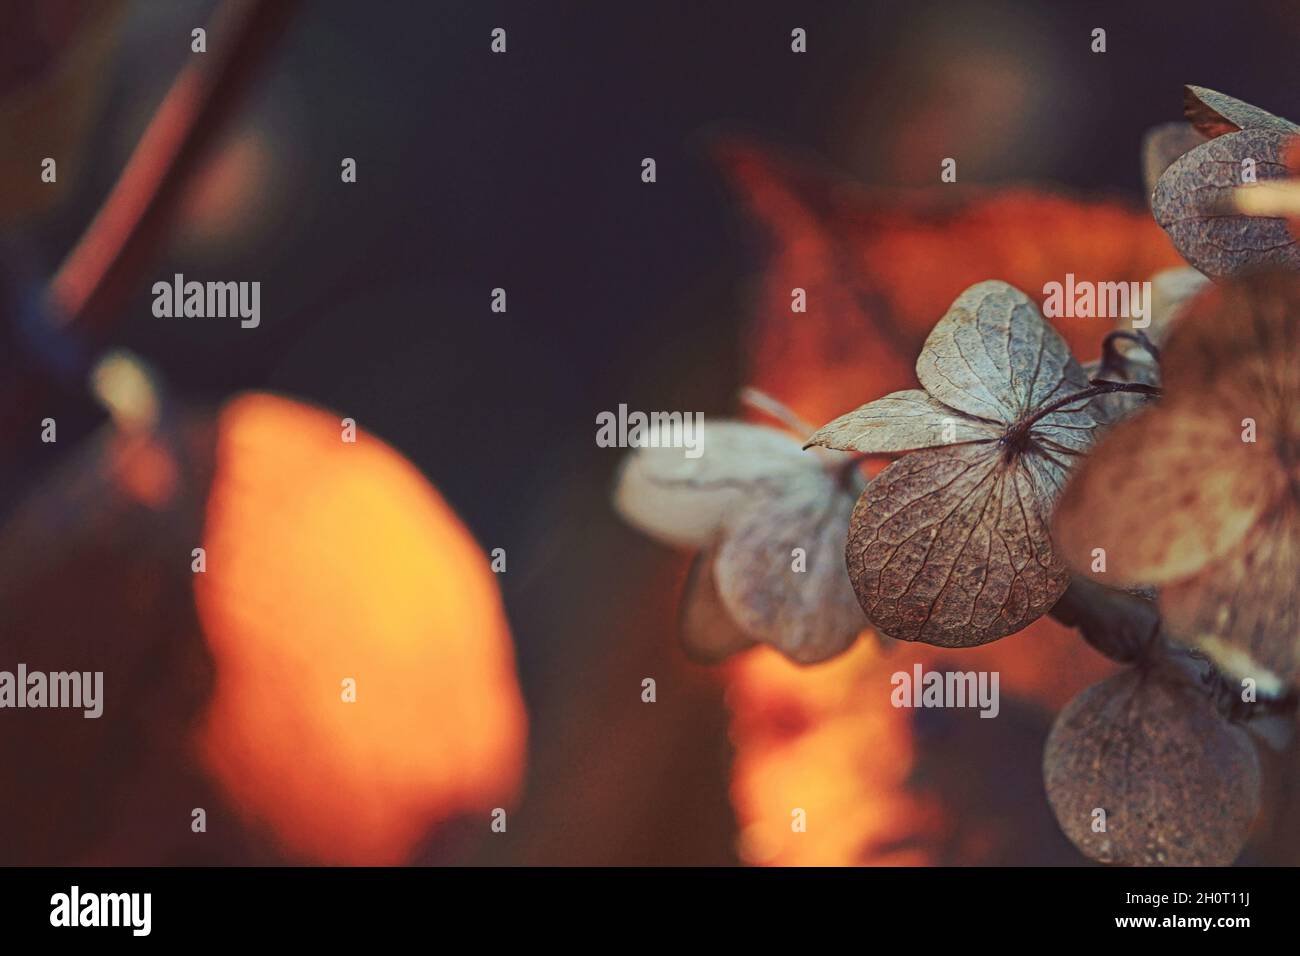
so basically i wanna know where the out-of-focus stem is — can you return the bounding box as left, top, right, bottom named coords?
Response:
left=46, top=0, right=298, bottom=336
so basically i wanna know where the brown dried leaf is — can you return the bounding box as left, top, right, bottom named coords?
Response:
left=1044, top=666, right=1261, bottom=866
left=847, top=442, right=1068, bottom=647
left=1183, top=85, right=1300, bottom=139
left=1152, top=128, right=1300, bottom=277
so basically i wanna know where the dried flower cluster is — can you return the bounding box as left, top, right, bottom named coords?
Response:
left=615, top=86, right=1300, bottom=866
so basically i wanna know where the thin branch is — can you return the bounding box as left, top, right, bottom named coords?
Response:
left=46, top=0, right=299, bottom=336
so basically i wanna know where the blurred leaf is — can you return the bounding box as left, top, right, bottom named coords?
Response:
left=1056, top=273, right=1300, bottom=688
left=1152, top=128, right=1300, bottom=276
left=0, top=412, right=217, bottom=865
left=616, top=411, right=867, bottom=664
left=1044, top=664, right=1260, bottom=866
left=1055, top=403, right=1278, bottom=582
left=679, top=546, right=755, bottom=663
left=614, top=421, right=813, bottom=549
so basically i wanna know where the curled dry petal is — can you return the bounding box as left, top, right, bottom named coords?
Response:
left=1044, top=666, right=1261, bottom=867
left=1152, top=128, right=1300, bottom=277
left=1183, top=85, right=1300, bottom=139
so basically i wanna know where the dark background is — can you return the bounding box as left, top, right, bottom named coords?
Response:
left=7, top=0, right=1300, bottom=864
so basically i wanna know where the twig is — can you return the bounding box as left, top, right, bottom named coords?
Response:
left=46, top=0, right=299, bottom=336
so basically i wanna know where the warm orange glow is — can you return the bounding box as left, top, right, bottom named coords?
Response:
left=727, top=639, right=945, bottom=866
left=725, top=621, right=1115, bottom=866
left=193, top=393, right=527, bottom=864
left=716, top=140, right=1184, bottom=427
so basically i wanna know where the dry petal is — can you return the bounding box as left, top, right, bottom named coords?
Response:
left=847, top=442, right=1068, bottom=647
left=804, top=389, right=1000, bottom=454
left=714, top=480, right=864, bottom=664
left=1142, top=121, right=1208, bottom=200
left=613, top=422, right=813, bottom=548
left=819, top=281, right=1106, bottom=647
left=916, top=281, right=1096, bottom=437
left=1183, top=85, right=1300, bottom=139
left=1161, top=504, right=1300, bottom=690
left=1054, top=402, right=1282, bottom=585
left=1044, top=666, right=1261, bottom=866
left=1152, top=128, right=1300, bottom=277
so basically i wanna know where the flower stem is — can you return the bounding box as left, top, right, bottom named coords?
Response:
left=1002, top=380, right=1160, bottom=448
left=1101, top=329, right=1160, bottom=372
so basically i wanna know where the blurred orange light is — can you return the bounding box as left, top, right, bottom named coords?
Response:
left=193, top=393, right=526, bottom=864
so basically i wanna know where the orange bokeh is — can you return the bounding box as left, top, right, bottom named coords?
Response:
left=193, top=393, right=526, bottom=864
left=716, top=140, right=1184, bottom=427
